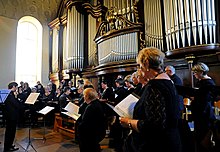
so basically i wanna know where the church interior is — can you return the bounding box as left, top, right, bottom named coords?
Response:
left=0, top=0, right=220, bottom=152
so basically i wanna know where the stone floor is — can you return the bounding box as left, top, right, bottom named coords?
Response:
left=0, top=126, right=115, bottom=152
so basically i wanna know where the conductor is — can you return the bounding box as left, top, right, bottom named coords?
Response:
left=3, top=82, right=19, bottom=152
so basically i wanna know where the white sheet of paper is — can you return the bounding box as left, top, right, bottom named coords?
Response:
left=62, top=102, right=80, bottom=120
left=61, top=111, right=80, bottom=120
left=113, top=94, right=139, bottom=118
left=38, top=106, right=54, bottom=115
left=25, top=93, right=40, bottom=104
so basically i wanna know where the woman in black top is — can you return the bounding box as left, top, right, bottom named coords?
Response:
left=120, top=47, right=181, bottom=152
left=191, top=62, right=216, bottom=152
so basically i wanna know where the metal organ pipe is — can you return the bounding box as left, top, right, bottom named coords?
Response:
left=98, top=32, right=138, bottom=65
left=162, top=0, right=216, bottom=51
left=66, top=6, right=84, bottom=70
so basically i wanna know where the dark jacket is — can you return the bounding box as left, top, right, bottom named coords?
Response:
left=78, top=99, right=106, bottom=142
left=59, top=93, right=71, bottom=111
left=4, top=91, right=20, bottom=121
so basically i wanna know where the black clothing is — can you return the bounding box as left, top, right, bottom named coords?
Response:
left=127, top=88, right=135, bottom=96
left=170, top=74, right=184, bottom=112
left=41, top=93, right=54, bottom=104
left=191, top=79, right=216, bottom=151
left=170, top=74, right=183, bottom=86
left=133, top=83, right=142, bottom=97
left=100, top=87, right=115, bottom=121
left=78, top=99, right=106, bottom=152
left=114, top=86, right=127, bottom=106
left=112, top=86, right=129, bottom=151
left=59, top=93, right=71, bottom=112
left=3, top=91, right=20, bottom=151
left=126, top=79, right=181, bottom=152
left=101, top=87, right=115, bottom=102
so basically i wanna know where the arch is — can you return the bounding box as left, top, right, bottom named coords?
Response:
left=15, top=16, right=43, bottom=87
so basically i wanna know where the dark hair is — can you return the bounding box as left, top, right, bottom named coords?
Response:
left=102, top=80, right=108, bottom=85
left=115, top=78, right=124, bottom=86
left=8, top=81, right=18, bottom=89
left=78, top=79, right=84, bottom=84
left=63, top=86, right=71, bottom=92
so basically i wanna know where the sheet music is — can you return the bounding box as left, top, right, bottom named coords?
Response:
left=112, top=94, right=139, bottom=118
left=0, top=89, right=11, bottom=103
left=61, top=112, right=80, bottom=120
left=38, top=106, right=54, bottom=115
left=25, top=93, right=40, bottom=104
left=61, top=102, right=80, bottom=120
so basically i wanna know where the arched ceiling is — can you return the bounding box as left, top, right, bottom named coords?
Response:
left=0, top=0, right=62, bottom=24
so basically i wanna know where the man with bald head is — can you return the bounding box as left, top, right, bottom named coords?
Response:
left=78, top=88, right=106, bottom=152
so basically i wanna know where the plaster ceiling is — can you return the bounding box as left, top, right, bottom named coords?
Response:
left=0, top=0, right=63, bottom=24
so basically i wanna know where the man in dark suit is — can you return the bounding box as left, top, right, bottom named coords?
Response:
left=78, top=88, right=106, bottom=152
left=165, top=65, right=194, bottom=152
left=3, top=81, right=20, bottom=152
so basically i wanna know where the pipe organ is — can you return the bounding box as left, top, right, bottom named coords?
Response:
left=163, top=0, right=216, bottom=51
left=88, top=14, right=97, bottom=66
left=95, top=0, right=143, bottom=66
left=103, top=0, right=138, bottom=23
left=49, top=0, right=220, bottom=87
left=97, top=32, right=138, bottom=64
left=144, top=0, right=163, bottom=50
left=65, top=5, right=84, bottom=70
left=52, top=27, right=59, bottom=72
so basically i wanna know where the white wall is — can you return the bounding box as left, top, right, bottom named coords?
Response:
left=0, top=15, right=50, bottom=88
left=0, top=16, right=17, bottom=88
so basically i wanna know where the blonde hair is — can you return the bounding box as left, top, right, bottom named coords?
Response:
left=83, top=88, right=98, bottom=101
left=137, top=47, right=165, bottom=71
left=124, top=75, right=132, bottom=83
left=192, top=62, right=209, bottom=75
left=84, top=79, right=93, bottom=86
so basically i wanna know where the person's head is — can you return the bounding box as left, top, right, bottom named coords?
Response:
left=77, top=85, right=84, bottom=94
left=20, top=81, right=24, bottom=86
left=137, top=47, right=165, bottom=78
left=63, top=86, right=71, bottom=95
left=124, top=75, right=133, bottom=87
left=83, top=88, right=98, bottom=104
left=37, top=83, right=42, bottom=89
left=83, top=80, right=94, bottom=89
left=165, top=65, right=175, bottom=77
left=8, top=81, right=18, bottom=92
left=192, top=62, right=209, bottom=79
left=24, top=82, right=29, bottom=88
left=68, top=81, right=73, bottom=87
left=56, top=88, right=62, bottom=94
left=101, top=80, right=108, bottom=89
left=117, top=75, right=124, bottom=79
left=31, top=87, right=37, bottom=93
left=131, top=71, right=139, bottom=85
left=77, top=79, right=84, bottom=86
left=115, top=78, right=124, bottom=87
left=48, top=82, right=52, bottom=89
left=44, top=86, right=51, bottom=93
